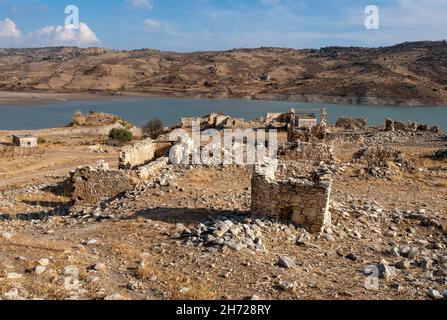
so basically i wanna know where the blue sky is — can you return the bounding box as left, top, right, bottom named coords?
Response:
left=0, top=0, right=446, bottom=51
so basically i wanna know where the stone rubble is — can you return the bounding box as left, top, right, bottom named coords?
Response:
left=172, top=214, right=305, bottom=253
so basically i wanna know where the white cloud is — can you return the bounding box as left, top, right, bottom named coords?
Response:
left=31, top=23, right=100, bottom=47
left=144, top=18, right=162, bottom=31
left=0, top=18, right=22, bottom=38
left=0, top=18, right=100, bottom=48
left=127, top=0, right=153, bottom=10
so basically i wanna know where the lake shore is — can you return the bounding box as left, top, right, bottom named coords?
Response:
left=0, top=91, right=130, bottom=106
left=1, top=90, right=446, bottom=107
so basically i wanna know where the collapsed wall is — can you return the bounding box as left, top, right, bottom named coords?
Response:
left=118, top=139, right=155, bottom=170
left=353, top=146, right=404, bottom=167
left=335, top=117, right=368, bottom=131
left=70, top=157, right=169, bottom=205
left=70, top=162, right=139, bottom=205
left=251, top=159, right=332, bottom=233
left=385, top=119, right=440, bottom=133
left=280, top=141, right=336, bottom=164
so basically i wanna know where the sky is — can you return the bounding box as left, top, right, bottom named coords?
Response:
left=0, top=0, right=446, bottom=51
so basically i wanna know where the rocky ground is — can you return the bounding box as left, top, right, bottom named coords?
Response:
left=0, top=129, right=446, bottom=300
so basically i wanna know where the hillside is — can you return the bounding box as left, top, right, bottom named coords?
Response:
left=0, top=41, right=447, bottom=105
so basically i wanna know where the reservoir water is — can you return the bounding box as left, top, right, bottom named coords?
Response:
left=0, top=97, right=446, bottom=130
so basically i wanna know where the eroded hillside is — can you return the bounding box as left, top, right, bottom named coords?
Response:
left=0, top=41, right=447, bottom=105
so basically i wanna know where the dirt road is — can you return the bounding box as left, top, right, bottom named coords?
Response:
left=0, top=150, right=117, bottom=188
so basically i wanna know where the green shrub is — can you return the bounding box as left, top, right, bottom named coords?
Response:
left=108, top=128, right=133, bottom=144
left=143, top=118, right=164, bottom=139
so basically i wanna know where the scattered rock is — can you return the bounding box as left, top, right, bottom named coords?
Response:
left=104, top=293, right=123, bottom=300
left=275, top=280, right=296, bottom=291
left=38, top=258, right=50, bottom=267
left=427, top=289, right=443, bottom=300
left=86, top=239, right=98, bottom=245
left=345, top=253, right=358, bottom=262
left=378, top=260, right=396, bottom=281
left=278, top=256, right=296, bottom=269
left=179, top=287, right=191, bottom=294
left=93, top=263, right=107, bottom=272
left=3, top=288, right=22, bottom=300
left=419, top=257, right=433, bottom=270
left=33, top=266, right=47, bottom=275
left=6, top=273, right=22, bottom=280
left=439, top=256, right=447, bottom=267
left=395, top=259, right=411, bottom=270
left=63, top=265, right=81, bottom=291
left=2, top=232, right=13, bottom=240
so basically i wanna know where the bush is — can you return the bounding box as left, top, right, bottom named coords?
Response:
left=108, top=128, right=133, bottom=144
left=72, top=111, right=85, bottom=126
left=143, top=118, right=164, bottom=139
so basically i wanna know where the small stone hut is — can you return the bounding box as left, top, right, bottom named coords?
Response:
left=12, top=135, right=38, bottom=147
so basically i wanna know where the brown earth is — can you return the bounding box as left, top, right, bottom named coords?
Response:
left=0, top=125, right=446, bottom=300
left=1, top=41, right=447, bottom=106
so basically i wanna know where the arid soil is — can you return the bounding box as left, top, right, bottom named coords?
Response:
left=0, top=124, right=446, bottom=300
left=1, top=41, right=447, bottom=106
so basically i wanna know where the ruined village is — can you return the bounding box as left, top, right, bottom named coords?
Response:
left=0, top=108, right=446, bottom=301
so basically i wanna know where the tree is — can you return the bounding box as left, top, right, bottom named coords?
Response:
left=143, top=118, right=164, bottom=139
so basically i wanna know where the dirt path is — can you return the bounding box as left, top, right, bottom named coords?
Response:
left=0, top=152, right=117, bottom=188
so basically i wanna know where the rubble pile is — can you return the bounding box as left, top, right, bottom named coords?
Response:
left=173, top=214, right=308, bottom=252
left=352, top=146, right=411, bottom=178
left=353, top=146, right=405, bottom=167
left=279, top=141, right=336, bottom=164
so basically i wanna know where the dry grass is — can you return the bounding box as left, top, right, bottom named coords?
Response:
left=0, top=146, right=44, bottom=159
left=72, top=111, right=86, bottom=126
left=188, top=168, right=218, bottom=187
left=135, top=255, right=160, bottom=280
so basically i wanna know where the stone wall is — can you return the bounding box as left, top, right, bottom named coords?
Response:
left=264, top=112, right=288, bottom=124
left=136, top=157, right=169, bottom=180
left=385, top=118, right=440, bottom=133
left=180, top=117, right=202, bottom=128
left=70, top=162, right=138, bottom=205
left=335, top=117, right=368, bottom=131
left=280, top=142, right=336, bottom=164
left=70, top=157, right=169, bottom=206
left=119, top=139, right=155, bottom=170
left=223, top=117, right=250, bottom=128
left=251, top=159, right=332, bottom=233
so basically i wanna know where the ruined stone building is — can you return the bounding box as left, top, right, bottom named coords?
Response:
left=292, top=111, right=318, bottom=129
left=71, top=139, right=168, bottom=205
left=251, top=159, right=332, bottom=233
left=385, top=118, right=440, bottom=133
left=118, top=139, right=156, bottom=170
left=287, top=108, right=328, bottom=142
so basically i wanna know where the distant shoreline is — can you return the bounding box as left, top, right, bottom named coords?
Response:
left=0, top=90, right=446, bottom=107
